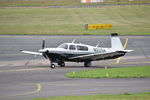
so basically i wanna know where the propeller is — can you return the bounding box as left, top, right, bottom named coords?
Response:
left=42, top=40, right=45, bottom=49
left=24, top=40, right=47, bottom=66
left=41, top=40, right=49, bottom=59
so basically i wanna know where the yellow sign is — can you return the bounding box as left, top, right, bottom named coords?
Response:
left=85, top=24, right=112, bottom=30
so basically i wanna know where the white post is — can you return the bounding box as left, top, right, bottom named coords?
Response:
left=105, top=66, right=109, bottom=77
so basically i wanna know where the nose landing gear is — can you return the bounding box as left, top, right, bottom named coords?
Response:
left=51, top=63, right=55, bottom=69
left=50, top=60, right=65, bottom=69
left=50, top=60, right=56, bottom=69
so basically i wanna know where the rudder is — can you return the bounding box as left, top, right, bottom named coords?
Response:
left=111, top=33, right=124, bottom=50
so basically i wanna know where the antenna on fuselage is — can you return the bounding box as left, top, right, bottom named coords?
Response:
left=96, top=43, right=99, bottom=47
left=72, top=39, right=76, bottom=43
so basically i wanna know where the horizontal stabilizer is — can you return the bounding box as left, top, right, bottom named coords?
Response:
left=118, top=50, right=134, bottom=53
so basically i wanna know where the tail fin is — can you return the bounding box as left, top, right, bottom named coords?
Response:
left=111, top=33, right=124, bottom=50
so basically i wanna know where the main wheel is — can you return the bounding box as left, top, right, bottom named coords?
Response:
left=58, top=61, right=65, bottom=67
left=51, top=64, right=55, bottom=69
left=84, top=61, right=91, bottom=67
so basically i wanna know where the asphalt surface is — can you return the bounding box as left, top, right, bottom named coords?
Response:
left=0, top=35, right=150, bottom=100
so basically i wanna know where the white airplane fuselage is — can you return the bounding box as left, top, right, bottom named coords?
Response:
left=38, top=43, right=125, bottom=62
left=21, top=33, right=133, bottom=68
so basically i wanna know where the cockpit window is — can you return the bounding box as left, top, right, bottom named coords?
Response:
left=69, top=45, right=76, bottom=50
left=77, top=45, right=88, bottom=51
left=58, top=44, right=68, bottom=49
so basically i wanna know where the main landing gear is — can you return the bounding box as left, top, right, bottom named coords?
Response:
left=84, top=61, right=91, bottom=67
left=58, top=61, right=65, bottom=67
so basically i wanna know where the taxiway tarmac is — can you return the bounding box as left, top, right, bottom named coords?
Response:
left=0, top=35, right=150, bottom=100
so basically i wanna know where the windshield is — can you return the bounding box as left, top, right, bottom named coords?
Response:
left=57, top=44, right=68, bottom=49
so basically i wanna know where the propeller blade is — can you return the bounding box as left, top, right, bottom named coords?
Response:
left=43, top=54, right=47, bottom=59
left=42, top=40, right=45, bottom=49
left=42, top=50, right=49, bottom=59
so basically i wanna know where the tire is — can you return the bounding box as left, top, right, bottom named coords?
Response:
left=51, top=64, right=55, bottom=69
left=58, top=61, right=65, bottom=67
left=84, top=61, right=91, bottom=67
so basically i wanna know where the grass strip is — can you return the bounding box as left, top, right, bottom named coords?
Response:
left=0, top=6, right=150, bottom=35
left=33, top=92, right=150, bottom=100
left=0, top=0, right=150, bottom=7
left=66, top=66, right=150, bottom=78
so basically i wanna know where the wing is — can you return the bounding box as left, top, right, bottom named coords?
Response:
left=69, top=50, right=130, bottom=61
left=21, top=50, right=42, bottom=56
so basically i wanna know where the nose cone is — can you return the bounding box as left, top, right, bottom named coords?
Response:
left=38, top=49, right=46, bottom=53
left=39, top=48, right=63, bottom=53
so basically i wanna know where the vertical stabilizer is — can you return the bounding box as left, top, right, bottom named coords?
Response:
left=111, top=33, right=124, bottom=50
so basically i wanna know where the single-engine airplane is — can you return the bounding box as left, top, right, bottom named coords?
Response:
left=21, top=33, right=133, bottom=69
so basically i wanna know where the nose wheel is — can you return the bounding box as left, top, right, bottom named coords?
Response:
left=51, top=64, right=55, bottom=69
left=50, top=60, right=56, bottom=69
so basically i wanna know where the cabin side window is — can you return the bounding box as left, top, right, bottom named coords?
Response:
left=69, top=45, right=76, bottom=50
left=77, top=45, right=88, bottom=51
